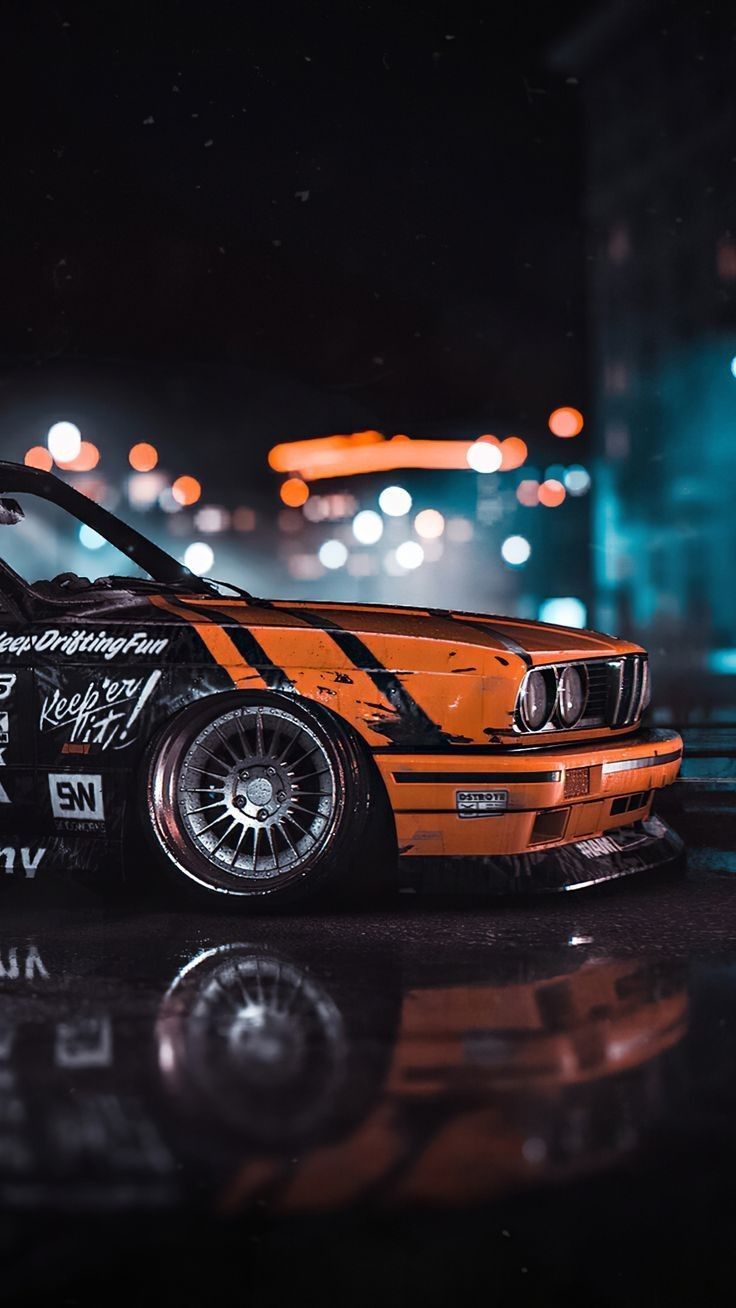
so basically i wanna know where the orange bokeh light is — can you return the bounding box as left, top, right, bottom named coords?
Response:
left=548, top=407, right=584, bottom=438
left=172, top=475, right=202, bottom=507
left=280, top=477, right=310, bottom=507
left=129, top=442, right=159, bottom=472
left=268, top=432, right=515, bottom=481
left=56, top=441, right=100, bottom=473
left=24, top=446, right=53, bottom=472
left=500, top=436, right=528, bottom=471
left=538, top=478, right=567, bottom=508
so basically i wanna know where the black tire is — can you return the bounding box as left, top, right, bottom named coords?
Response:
left=140, top=690, right=396, bottom=910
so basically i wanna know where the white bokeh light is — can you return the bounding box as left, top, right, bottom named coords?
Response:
left=184, top=541, right=215, bottom=575
left=539, top=596, right=587, bottom=629
left=352, top=509, right=384, bottom=545
left=564, top=465, right=592, bottom=496
left=79, top=524, right=105, bottom=550
left=47, top=421, right=82, bottom=463
left=395, top=540, right=424, bottom=570
left=318, top=539, right=348, bottom=569
left=378, top=485, right=412, bottom=517
left=501, top=534, right=531, bottom=566
left=466, top=441, right=502, bottom=474
left=414, top=508, right=445, bottom=540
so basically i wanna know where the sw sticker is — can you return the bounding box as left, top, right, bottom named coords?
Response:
left=49, top=773, right=105, bottom=822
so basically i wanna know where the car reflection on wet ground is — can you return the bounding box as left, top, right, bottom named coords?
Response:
left=1, top=828, right=736, bottom=1305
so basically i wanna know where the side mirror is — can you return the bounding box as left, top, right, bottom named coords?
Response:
left=0, top=499, right=25, bottom=525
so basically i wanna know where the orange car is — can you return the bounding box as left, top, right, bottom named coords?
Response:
left=0, top=462, right=683, bottom=907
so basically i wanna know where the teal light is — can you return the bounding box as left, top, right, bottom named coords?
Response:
left=539, top=597, right=587, bottom=629
left=708, top=648, right=736, bottom=675
left=730, top=357, right=736, bottom=379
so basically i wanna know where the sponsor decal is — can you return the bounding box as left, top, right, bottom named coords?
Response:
left=49, top=773, right=104, bottom=823
left=576, top=835, right=623, bottom=860
left=40, top=670, right=161, bottom=751
left=0, top=629, right=168, bottom=660
left=0, top=848, right=45, bottom=878
left=456, top=789, right=508, bottom=818
left=0, top=674, right=16, bottom=700
left=0, top=712, right=9, bottom=747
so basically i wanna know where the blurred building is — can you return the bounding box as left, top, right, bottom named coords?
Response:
left=552, top=1, right=736, bottom=697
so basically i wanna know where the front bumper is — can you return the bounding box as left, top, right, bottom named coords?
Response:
left=398, top=815, right=685, bottom=894
left=376, top=726, right=683, bottom=860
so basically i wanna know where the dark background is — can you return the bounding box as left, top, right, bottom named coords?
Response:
left=3, top=1, right=586, bottom=425
left=2, top=0, right=736, bottom=697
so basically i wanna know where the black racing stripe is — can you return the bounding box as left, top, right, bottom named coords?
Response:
left=279, top=606, right=449, bottom=744
left=393, top=769, right=562, bottom=784
left=427, top=609, right=532, bottom=668
left=171, top=597, right=295, bottom=692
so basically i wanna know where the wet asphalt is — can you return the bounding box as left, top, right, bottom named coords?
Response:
left=0, top=785, right=734, bottom=1306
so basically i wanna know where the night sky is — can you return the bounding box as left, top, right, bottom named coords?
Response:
left=3, top=0, right=590, bottom=461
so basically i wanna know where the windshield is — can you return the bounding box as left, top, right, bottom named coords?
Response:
left=0, top=494, right=153, bottom=589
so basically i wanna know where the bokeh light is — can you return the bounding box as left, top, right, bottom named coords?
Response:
left=47, top=421, right=82, bottom=463
left=78, top=524, right=105, bottom=550
left=56, top=441, right=100, bottom=472
left=352, top=509, right=384, bottom=544
left=24, top=446, right=53, bottom=471
left=516, top=479, right=540, bottom=507
left=129, top=443, right=159, bottom=472
left=501, top=535, right=531, bottom=566
left=564, top=465, right=592, bottom=496
left=414, top=508, right=445, bottom=540
left=539, top=597, right=587, bottom=629
left=538, top=478, right=566, bottom=508
left=548, top=407, right=584, bottom=438
left=395, top=540, right=424, bottom=570
left=195, top=506, right=230, bottom=533
left=280, top=476, right=309, bottom=507
left=319, top=539, right=348, bottom=569
left=731, top=357, right=736, bottom=379
left=466, top=438, right=502, bottom=474
left=499, top=436, right=528, bottom=471
left=184, top=541, right=214, bottom=575
left=172, top=475, right=202, bottom=507
left=129, top=472, right=166, bottom=507
left=378, top=485, right=412, bottom=516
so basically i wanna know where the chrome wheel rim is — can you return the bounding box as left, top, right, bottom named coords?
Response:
left=176, top=705, right=337, bottom=886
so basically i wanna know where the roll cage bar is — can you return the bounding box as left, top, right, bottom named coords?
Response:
left=0, top=460, right=192, bottom=587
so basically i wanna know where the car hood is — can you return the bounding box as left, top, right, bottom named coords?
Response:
left=265, top=600, right=640, bottom=672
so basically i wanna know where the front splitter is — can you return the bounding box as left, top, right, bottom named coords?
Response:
left=398, top=814, right=685, bottom=896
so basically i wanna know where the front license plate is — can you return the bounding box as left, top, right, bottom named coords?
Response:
left=456, top=789, right=508, bottom=818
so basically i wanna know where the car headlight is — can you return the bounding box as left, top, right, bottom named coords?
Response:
left=556, top=664, right=588, bottom=727
left=519, top=669, right=555, bottom=731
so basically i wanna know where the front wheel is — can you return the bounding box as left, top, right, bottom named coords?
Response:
left=141, top=691, right=395, bottom=909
